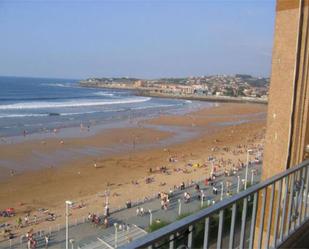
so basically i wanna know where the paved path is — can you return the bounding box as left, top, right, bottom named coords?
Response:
left=1, top=163, right=261, bottom=249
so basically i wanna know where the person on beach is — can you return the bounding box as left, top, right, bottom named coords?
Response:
left=140, top=207, right=144, bottom=216
left=169, top=188, right=173, bottom=197
left=195, top=183, right=200, bottom=192
left=10, top=169, right=15, bottom=176
left=104, top=217, right=109, bottom=228
left=104, top=204, right=109, bottom=217
left=160, top=200, right=165, bottom=210
left=213, top=186, right=218, bottom=195
left=126, top=200, right=132, bottom=208
left=34, top=215, right=37, bottom=224
left=17, top=217, right=22, bottom=228
left=88, top=213, right=92, bottom=221
left=180, top=182, right=185, bottom=190
left=184, top=192, right=191, bottom=203
left=44, top=235, right=49, bottom=248
left=31, top=238, right=37, bottom=249
left=27, top=239, right=31, bottom=249
left=24, top=215, right=29, bottom=226
left=136, top=207, right=140, bottom=216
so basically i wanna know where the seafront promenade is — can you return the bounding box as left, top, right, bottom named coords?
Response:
left=1, top=162, right=261, bottom=249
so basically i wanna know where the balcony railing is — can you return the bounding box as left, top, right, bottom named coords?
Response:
left=121, top=160, right=309, bottom=249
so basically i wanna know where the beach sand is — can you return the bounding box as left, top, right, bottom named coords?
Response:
left=0, top=102, right=267, bottom=238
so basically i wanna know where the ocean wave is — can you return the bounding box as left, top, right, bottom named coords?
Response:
left=132, top=103, right=182, bottom=110
left=40, top=83, right=76, bottom=88
left=0, top=114, right=48, bottom=118
left=93, top=91, right=115, bottom=97
left=0, top=110, right=117, bottom=119
left=60, top=111, right=102, bottom=116
left=0, top=97, right=151, bottom=110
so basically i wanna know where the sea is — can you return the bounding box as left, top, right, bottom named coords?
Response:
left=0, top=76, right=208, bottom=139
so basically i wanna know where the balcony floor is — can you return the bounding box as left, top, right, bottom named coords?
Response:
left=279, top=219, right=309, bottom=249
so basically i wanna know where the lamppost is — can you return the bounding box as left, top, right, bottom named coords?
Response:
left=149, top=209, right=152, bottom=225
left=114, top=223, right=118, bottom=248
left=251, top=170, right=255, bottom=185
left=104, top=188, right=110, bottom=206
left=237, top=175, right=240, bottom=193
left=69, top=239, right=75, bottom=249
left=245, top=149, right=253, bottom=190
left=65, top=200, right=73, bottom=249
left=178, top=199, right=181, bottom=216
left=220, top=182, right=224, bottom=201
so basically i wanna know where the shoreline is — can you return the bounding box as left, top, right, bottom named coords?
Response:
left=79, top=83, right=268, bottom=104
left=136, top=90, right=268, bottom=104
left=0, top=102, right=267, bottom=239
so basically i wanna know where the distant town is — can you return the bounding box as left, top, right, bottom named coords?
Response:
left=80, top=74, right=269, bottom=103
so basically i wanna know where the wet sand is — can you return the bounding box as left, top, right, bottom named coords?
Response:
left=0, top=103, right=267, bottom=238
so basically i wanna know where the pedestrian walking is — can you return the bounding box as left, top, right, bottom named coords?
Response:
left=45, top=235, right=49, bottom=248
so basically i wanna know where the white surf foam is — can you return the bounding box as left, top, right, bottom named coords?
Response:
left=132, top=103, right=182, bottom=110
left=94, top=91, right=115, bottom=97
left=0, top=114, right=48, bottom=118
left=40, top=83, right=75, bottom=88
left=0, top=97, right=151, bottom=110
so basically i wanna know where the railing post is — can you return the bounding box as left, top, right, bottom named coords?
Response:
left=304, top=165, right=309, bottom=218
left=286, top=173, right=295, bottom=236
left=217, top=210, right=224, bottom=249
left=265, top=184, right=275, bottom=248
left=279, top=176, right=289, bottom=242
left=187, top=225, right=193, bottom=249
left=169, top=234, right=174, bottom=249
left=297, top=168, right=305, bottom=227
left=228, top=203, right=237, bottom=249
left=203, top=217, right=209, bottom=249
left=257, top=188, right=267, bottom=249
left=291, top=170, right=300, bottom=232
left=239, top=198, right=248, bottom=249
left=273, top=179, right=282, bottom=248
left=249, top=192, right=258, bottom=249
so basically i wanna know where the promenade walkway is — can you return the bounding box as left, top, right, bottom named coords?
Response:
left=1, top=163, right=261, bottom=249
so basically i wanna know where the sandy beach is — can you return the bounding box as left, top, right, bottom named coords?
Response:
left=0, top=102, right=267, bottom=239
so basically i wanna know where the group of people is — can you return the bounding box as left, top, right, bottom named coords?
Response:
left=16, top=214, right=30, bottom=229
left=159, top=192, right=170, bottom=210
left=87, top=203, right=110, bottom=228
left=88, top=213, right=101, bottom=226
left=183, top=192, right=191, bottom=203
left=136, top=207, right=145, bottom=216
left=88, top=212, right=109, bottom=228
left=25, top=230, right=49, bottom=249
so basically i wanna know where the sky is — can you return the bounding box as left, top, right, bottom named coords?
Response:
left=0, top=0, right=276, bottom=79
